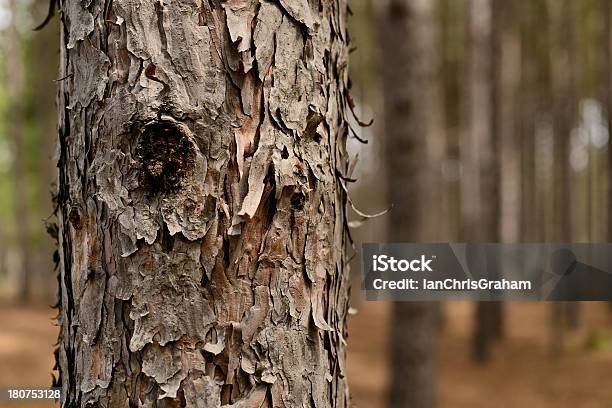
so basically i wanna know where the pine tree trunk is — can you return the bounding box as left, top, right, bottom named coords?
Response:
left=55, top=1, right=351, bottom=406
left=440, top=0, right=465, bottom=242
left=463, top=0, right=502, bottom=363
left=7, top=0, right=33, bottom=303
left=498, top=0, right=520, bottom=246
left=32, top=12, right=60, bottom=302
left=486, top=0, right=505, bottom=342
left=607, top=0, right=612, bottom=317
left=608, top=0, right=612, bottom=244
left=519, top=3, right=538, bottom=246
left=381, top=0, right=437, bottom=406
left=548, top=0, right=574, bottom=356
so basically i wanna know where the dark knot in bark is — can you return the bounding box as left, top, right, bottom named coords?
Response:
left=136, top=121, right=196, bottom=195
left=68, top=205, right=83, bottom=229
left=291, top=191, right=306, bottom=210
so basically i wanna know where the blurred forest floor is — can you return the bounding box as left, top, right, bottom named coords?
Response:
left=0, top=303, right=58, bottom=407
left=349, top=301, right=612, bottom=408
left=1, top=301, right=612, bottom=408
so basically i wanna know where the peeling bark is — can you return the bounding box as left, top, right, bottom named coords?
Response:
left=55, top=0, right=351, bottom=406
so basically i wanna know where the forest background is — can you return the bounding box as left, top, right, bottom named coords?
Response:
left=2, top=0, right=612, bottom=407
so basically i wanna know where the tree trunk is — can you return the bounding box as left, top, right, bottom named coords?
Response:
left=7, top=0, right=33, bottom=303
left=486, top=0, right=506, bottom=342
left=498, top=1, right=520, bottom=247
left=607, top=0, right=612, bottom=318
left=548, top=0, right=574, bottom=356
left=32, top=9, right=60, bottom=302
left=381, top=0, right=437, bottom=406
left=440, top=0, right=465, bottom=242
left=608, top=0, right=612, bottom=244
left=519, top=2, right=538, bottom=246
left=55, top=1, right=351, bottom=406
left=463, top=0, right=502, bottom=363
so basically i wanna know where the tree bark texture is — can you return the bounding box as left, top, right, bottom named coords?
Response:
left=381, top=0, right=437, bottom=406
left=55, top=0, right=351, bottom=406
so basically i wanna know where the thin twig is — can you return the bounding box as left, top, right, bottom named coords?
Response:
left=34, top=0, right=58, bottom=31
left=349, top=124, right=369, bottom=144
left=339, top=178, right=391, bottom=219
left=345, top=91, right=374, bottom=127
left=54, top=74, right=73, bottom=83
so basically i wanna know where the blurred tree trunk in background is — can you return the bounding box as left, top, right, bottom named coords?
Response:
left=381, top=0, right=437, bottom=406
left=519, top=3, right=539, bottom=246
left=487, top=0, right=504, bottom=341
left=461, top=0, right=486, bottom=242
left=440, top=0, right=465, bottom=242
left=6, top=0, right=32, bottom=303
left=425, top=1, right=447, bottom=332
left=464, top=0, right=502, bottom=363
left=56, top=0, right=351, bottom=405
left=31, top=11, right=59, bottom=302
left=548, top=0, right=576, bottom=356
left=607, top=0, right=612, bottom=246
left=498, top=0, right=521, bottom=246
left=423, top=6, right=447, bottom=245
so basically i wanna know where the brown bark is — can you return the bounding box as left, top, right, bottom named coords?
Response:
left=55, top=0, right=351, bottom=406
left=381, top=0, right=437, bottom=406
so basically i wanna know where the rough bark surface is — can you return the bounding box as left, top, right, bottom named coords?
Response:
left=55, top=0, right=351, bottom=406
